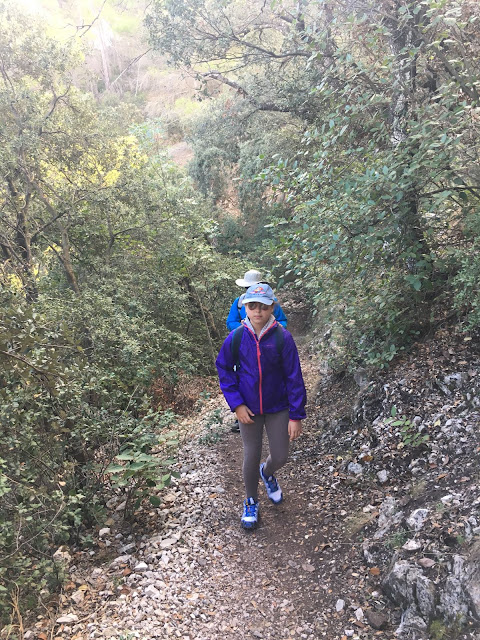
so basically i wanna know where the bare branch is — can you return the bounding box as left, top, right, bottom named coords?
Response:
left=0, top=349, right=58, bottom=376
left=108, top=49, right=152, bottom=89
left=201, top=71, right=290, bottom=113
left=65, top=0, right=108, bottom=38
left=44, top=86, right=72, bottom=123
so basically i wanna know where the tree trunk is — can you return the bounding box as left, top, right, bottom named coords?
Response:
left=181, top=275, right=219, bottom=367
left=388, top=2, right=427, bottom=269
left=57, top=221, right=80, bottom=294
left=97, top=19, right=111, bottom=91
left=7, top=176, right=38, bottom=302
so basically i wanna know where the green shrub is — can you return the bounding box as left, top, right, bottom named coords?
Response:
left=0, top=288, right=180, bottom=622
left=453, top=210, right=480, bottom=329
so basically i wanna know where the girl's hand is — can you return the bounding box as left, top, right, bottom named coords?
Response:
left=235, top=404, right=255, bottom=424
left=288, top=420, right=302, bottom=441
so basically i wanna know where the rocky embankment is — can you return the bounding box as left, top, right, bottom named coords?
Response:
left=313, top=326, right=480, bottom=639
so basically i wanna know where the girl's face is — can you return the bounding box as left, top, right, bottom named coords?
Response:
left=245, top=301, right=274, bottom=332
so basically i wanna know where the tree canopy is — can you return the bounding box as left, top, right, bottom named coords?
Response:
left=147, top=0, right=480, bottom=366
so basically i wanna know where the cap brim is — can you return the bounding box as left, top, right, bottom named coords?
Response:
left=241, top=297, right=274, bottom=306
left=236, top=279, right=258, bottom=287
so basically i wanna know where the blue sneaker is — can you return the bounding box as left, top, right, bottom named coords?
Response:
left=241, top=497, right=259, bottom=529
left=260, top=463, right=283, bottom=504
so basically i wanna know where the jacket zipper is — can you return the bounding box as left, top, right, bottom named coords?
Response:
left=256, top=341, right=263, bottom=414
left=245, top=322, right=278, bottom=415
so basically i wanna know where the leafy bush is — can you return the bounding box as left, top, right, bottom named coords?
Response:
left=0, top=289, right=185, bottom=621
left=453, top=210, right=480, bottom=330
left=387, top=406, right=429, bottom=449
left=106, top=410, right=179, bottom=517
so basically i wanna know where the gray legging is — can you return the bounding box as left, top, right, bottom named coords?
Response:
left=239, top=409, right=290, bottom=500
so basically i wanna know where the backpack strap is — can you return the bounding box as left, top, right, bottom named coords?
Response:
left=274, top=324, right=285, bottom=356
left=231, top=325, right=244, bottom=371
left=231, top=324, right=284, bottom=372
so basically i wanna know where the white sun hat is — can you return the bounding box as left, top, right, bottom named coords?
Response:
left=235, top=269, right=263, bottom=287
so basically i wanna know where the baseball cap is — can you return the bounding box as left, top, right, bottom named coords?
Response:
left=241, top=284, right=275, bottom=306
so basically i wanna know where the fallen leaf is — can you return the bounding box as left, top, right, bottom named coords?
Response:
left=418, top=557, right=436, bottom=568
left=369, top=567, right=381, bottom=576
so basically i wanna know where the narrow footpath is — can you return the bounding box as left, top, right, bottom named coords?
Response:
left=27, top=329, right=480, bottom=640
left=29, top=346, right=364, bottom=640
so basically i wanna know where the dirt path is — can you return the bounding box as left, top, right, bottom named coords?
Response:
left=211, top=350, right=394, bottom=640
left=27, top=332, right=480, bottom=640
left=35, top=347, right=386, bottom=640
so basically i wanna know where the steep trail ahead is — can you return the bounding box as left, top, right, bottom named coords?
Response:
left=30, top=330, right=480, bottom=640
left=32, top=345, right=374, bottom=640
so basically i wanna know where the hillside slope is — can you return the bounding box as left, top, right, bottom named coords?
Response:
left=21, top=326, right=480, bottom=640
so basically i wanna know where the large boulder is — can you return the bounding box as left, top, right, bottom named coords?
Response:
left=381, top=561, right=424, bottom=607
left=464, top=542, right=480, bottom=620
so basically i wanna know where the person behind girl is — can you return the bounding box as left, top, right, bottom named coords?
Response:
left=215, top=283, right=306, bottom=529
left=226, top=269, right=288, bottom=332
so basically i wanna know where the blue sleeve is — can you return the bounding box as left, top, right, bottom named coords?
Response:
left=226, top=298, right=242, bottom=331
left=273, top=303, right=288, bottom=328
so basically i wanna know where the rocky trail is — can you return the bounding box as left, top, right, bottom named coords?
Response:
left=22, top=326, right=480, bottom=640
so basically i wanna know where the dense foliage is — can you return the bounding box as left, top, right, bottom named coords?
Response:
left=148, top=0, right=480, bottom=368
left=0, top=0, right=242, bottom=624
left=3, top=0, right=480, bottom=627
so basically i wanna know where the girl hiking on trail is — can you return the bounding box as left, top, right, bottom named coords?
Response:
left=226, top=269, right=288, bottom=433
left=216, top=283, right=306, bottom=529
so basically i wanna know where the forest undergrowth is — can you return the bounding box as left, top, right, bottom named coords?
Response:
left=5, top=317, right=479, bottom=640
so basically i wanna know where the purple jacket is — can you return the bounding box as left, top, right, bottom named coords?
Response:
left=215, top=322, right=307, bottom=420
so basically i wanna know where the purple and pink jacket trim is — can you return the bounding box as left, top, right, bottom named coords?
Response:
left=215, top=321, right=307, bottom=421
